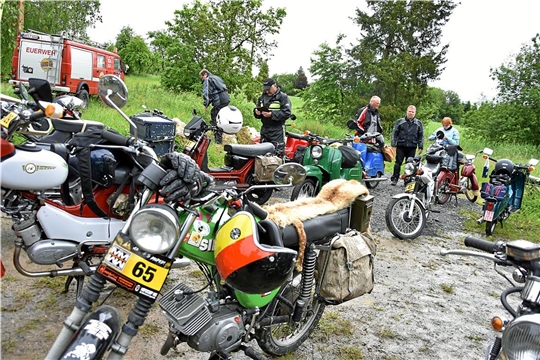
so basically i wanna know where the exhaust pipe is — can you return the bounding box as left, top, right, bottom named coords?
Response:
left=363, top=176, right=389, bottom=183
left=13, top=242, right=191, bottom=279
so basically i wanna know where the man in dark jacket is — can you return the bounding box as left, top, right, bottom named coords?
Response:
left=390, top=105, right=424, bottom=185
left=253, top=78, right=292, bottom=155
left=354, top=95, right=384, bottom=147
left=200, top=69, right=230, bottom=144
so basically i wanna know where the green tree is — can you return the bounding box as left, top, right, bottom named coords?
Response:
left=348, top=0, right=457, bottom=109
left=272, top=73, right=297, bottom=96
left=119, top=36, right=153, bottom=76
left=294, top=67, right=308, bottom=90
left=464, top=34, right=540, bottom=146
left=426, top=87, right=464, bottom=123
left=301, top=35, right=360, bottom=125
left=161, top=0, right=286, bottom=100
left=115, top=26, right=136, bottom=51
left=1, top=0, right=101, bottom=77
left=148, top=30, right=175, bottom=73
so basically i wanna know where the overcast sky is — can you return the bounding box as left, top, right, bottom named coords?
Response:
left=87, top=0, right=540, bottom=103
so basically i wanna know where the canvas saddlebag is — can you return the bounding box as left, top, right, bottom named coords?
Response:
left=382, top=145, right=396, bottom=162
left=254, top=155, right=282, bottom=182
left=317, top=230, right=376, bottom=304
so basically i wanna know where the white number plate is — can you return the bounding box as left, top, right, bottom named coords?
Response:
left=483, top=210, right=494, bottom=222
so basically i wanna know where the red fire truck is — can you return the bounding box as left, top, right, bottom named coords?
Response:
left=9, top=30, right=126, bottom=108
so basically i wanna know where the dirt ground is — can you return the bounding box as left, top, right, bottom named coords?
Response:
left=1, top=174, right=513, bottom=360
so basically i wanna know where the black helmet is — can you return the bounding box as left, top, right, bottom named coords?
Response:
left=493, top=159, right=514, bottom=176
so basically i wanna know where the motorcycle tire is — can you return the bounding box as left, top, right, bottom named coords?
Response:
left=385, top=197, right=426, bottom=240
left=485, top=220, right=497, bottom=236
left=255, top=272, right=325, bottom=356
left=245, top=173, right=273, bottom=205
left=463, top=177, right=478, bottom=203
left=76, top=89, right=90, bottom=109
left=365, top=173, right=382, bottom=189
left=437, top=177, right=452, bottom=205
left=290, top=178, right=318, bottom=201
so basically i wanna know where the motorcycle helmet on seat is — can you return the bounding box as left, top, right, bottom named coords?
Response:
left=493, top=159, right=514, bottom=176
left=216, top=106, right=243, bottom=134
left=68, top=148, right=117, bottom=187
left=214, top=211, right=296, bottom=294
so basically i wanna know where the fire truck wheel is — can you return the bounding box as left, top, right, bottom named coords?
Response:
left=77, top=89, right=89, bottom=109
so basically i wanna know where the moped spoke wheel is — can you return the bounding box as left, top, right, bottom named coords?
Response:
left=245, top=174, right=273, bottom=205
left=256, top=273, right=325, bottom=356
left=437, top=177, right=451, bottom=204
left=485, top=220, right=497, bottom=236
left=385, top=197, right=426, bottom=239
left=464, top=177, right=478, bottom=203
left=290, top=178, right=318, bottom=201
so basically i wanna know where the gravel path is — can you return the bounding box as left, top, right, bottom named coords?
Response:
left=1, top=173, right=509, bottom=360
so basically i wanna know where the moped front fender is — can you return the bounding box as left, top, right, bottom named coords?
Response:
left=303, top=165, right=323, bottom=187
left=57, top=305, right=121, bottom=360
left=391, top=192, right=427, bottom=211
left=461, top=164, right=479, bottom=191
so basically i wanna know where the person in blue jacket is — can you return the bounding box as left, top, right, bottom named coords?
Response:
left=428, top=117, right=460, bottom=146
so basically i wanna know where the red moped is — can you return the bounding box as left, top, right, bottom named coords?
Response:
left=436, top=148, right=482, bottom=204
left=182, top=108, right=280, bottom=205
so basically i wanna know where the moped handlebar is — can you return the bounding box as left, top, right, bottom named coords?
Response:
left=101, top=129, right=134, bottom=147
left=464, top=236, right=499, bottom=253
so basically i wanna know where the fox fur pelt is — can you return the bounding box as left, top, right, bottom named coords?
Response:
left=263, top=179, right=369, bottom=271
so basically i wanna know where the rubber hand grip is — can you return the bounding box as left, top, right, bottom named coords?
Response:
left=29, top=110, right=45, bottom=121
left=464, top=236, right=497, bottom=253
left=101, top=130, right=132, bottom=146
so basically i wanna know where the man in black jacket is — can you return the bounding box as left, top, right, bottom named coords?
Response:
left=390, top=105, right=424, bottom=186
left=253, top=78, right=292, bottom=155
left=200, top=69, right=230, bottom=144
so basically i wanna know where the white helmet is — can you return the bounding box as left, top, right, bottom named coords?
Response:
left=216, top=106, right=243, bottom=134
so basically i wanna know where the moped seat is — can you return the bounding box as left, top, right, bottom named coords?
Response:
left=259, top=208, right=350, bottom=250
left=224, top=142, right=275, bottom=157
left=51, top=118, right=105, bottom=133
left=366, top=144, right=382, bottom=153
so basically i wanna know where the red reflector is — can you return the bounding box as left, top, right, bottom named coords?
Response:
left=93, top=246, right=109, bottom=255
left=486, top=202, right=494, bottom=211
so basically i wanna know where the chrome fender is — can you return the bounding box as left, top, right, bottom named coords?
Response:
left=391, top=192, right=427, bottom=211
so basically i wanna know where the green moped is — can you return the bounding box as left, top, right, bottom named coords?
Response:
left=287, top=131, right=364, bottom=200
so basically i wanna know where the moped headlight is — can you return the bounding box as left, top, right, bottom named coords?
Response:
left=404, top=163, right=416, bottom=176
left=128, top=204, right=180, bottom=254
left=311, top=145, right=323, bottom=159
left=183, top=128, right=191, bottom=137
left=500, top=313, right=540, bottom=359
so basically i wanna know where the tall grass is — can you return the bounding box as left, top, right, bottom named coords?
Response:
left=2, top=76, right=538, bottom=240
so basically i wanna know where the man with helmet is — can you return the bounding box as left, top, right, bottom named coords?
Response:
left=253, top=78, right=292, bottom=156
left=200, top=69, right=230, bottom=144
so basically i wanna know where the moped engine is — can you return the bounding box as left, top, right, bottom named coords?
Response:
left=159, top=283, right=246, bottom=353
left=12, top=217, right=80, bottom=265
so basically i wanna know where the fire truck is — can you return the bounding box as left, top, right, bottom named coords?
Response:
left=9, top=30, right=126, bottom=108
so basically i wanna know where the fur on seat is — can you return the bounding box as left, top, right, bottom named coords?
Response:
left=263, top=179, right=369, bottom=270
